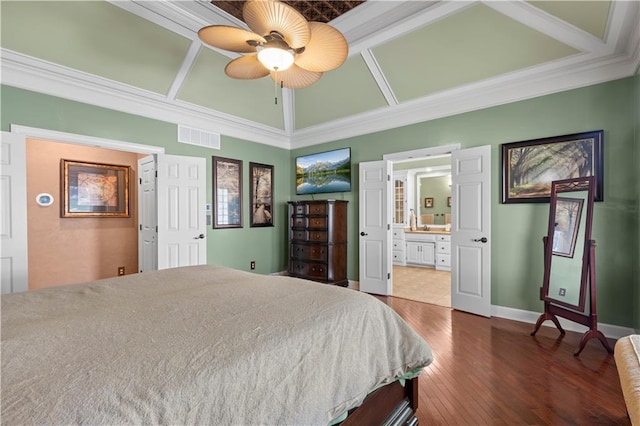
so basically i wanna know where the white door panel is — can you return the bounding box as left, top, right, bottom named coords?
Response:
left=359, top=160, right=392, bottom=295
left=157, top=154, right=206, bottom=269
left=138, top=155, right=157, bottom=272
left=451, top=145, right=491, bottom=317
left=0, top=132, right=28, bottom=293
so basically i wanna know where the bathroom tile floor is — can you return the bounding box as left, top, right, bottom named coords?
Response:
left=392, top=266, right=451, bottom=308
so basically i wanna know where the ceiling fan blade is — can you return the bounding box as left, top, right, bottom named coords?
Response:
left=198, top=25, right=265, bottom=53
left=225, top=54, right=270, bottom=79
left=243, top=0, right=310, bottom=49
left=295, top=22, right=348, bottom=72
left=270, top=64, right=322, bottom=89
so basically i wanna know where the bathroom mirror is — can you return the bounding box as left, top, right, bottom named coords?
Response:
left=531, top=176, right=612, bottom=356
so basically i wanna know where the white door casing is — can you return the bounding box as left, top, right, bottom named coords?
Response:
left=157, top=154, right=207, bottom=269
left=451, top=145, right=492, bottom=317
left=138, top=155, right=158, bottom=272
left=0, top=132, right=28, bottom=293
left=358, top=160, right=393, bottom=295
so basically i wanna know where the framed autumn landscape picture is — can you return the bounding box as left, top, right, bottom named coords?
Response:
left=501, top=130, right=603, bottom=203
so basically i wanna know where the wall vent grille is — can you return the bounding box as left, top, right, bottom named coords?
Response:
left=178, top=125, right=220, bottom=150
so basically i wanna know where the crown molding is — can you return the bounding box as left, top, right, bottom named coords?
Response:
left=291, top=50, right=637, bottom=148
left=3, top=1, right=638, bottom=152
left=1, top=49, right=291, bottom=150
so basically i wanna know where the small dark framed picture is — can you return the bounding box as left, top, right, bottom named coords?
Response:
left=213, top=156, right=243, bottom=228
left=447, top=196, right=452, bottom=207
left=424, top=197, right=434, bottom=208
left=61, top=160, right=130, bottom=218
left=249, top=162, right=274, bottom=227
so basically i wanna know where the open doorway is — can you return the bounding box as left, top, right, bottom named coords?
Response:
left=391, top=155, right=451, bottom=307
left=360, top=144, right=492, bottom=317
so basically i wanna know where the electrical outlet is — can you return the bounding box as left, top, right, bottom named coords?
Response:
left=118, top=266, right=125, bottom=276
left=559, top=288, right=566, bottom=296
left=250, top=261, right=256, bottom=270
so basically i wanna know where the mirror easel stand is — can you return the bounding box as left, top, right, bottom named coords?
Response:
left=530, top=176, right=613, bottom=357
left=531, top=237, right=612, bottom=356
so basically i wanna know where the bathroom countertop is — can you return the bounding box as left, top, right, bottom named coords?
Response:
left=404, top=229, right=451, bottom=235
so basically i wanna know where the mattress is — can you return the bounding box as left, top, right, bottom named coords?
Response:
left=1, top=265, right=433, bottom=425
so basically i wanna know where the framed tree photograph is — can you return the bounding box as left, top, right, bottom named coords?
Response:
left=213, top=156, right=242, bottom=228
left=249, top=162, right=274, bottom=227
left=501, top=130, right=603, bottom=203
left=61, top=160, right=130, bottom=218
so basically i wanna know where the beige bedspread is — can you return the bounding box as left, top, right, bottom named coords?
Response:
left=1, top=265, right=432, bottom=425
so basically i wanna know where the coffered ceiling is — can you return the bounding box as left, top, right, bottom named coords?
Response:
left=1, top=1, right=639, bottom=150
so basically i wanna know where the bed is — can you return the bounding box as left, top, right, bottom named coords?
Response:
left=1, top=265, right=433, bottom=425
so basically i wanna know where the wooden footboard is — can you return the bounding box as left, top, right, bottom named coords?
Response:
left=342, top=377, right=418, bottom=425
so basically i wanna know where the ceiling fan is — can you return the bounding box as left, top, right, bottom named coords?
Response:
left=198, top=0, right=348, bottom=89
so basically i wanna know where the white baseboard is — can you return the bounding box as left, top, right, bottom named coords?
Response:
left=492, top=305, right=634, bottom=340
left=348, top=280, right=359, bottom=291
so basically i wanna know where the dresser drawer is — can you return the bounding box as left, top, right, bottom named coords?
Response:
left=308, top=231, right=327, bottom=242
left=436, top=234, right=451, bottom=242
left=437, top=242, right=451, bottom=254
left=393, top=240, right=404, bottom=250
left=291, top=261, right=328, bottom=280
left=293, top=204, right=308, bottom=215
left=308, top=203, right=327, bottom=215
left=291, top=244, right=328, bottom=261
left=291, top=229, right=308, bottom=241
left=291, top=216, right=307, bottom=228
left=393, top=251, right=404, bottom=263
left=307, top=216, right=327, bottom=229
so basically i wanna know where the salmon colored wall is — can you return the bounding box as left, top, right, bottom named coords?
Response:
left=26, top=139, right=139, bottom=289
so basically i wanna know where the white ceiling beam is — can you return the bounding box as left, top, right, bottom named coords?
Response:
left=360, top=49, right=398, bottom=107
left=483, top=0, right=611, bottom=55
left=346, top=1, right=476, bottom=55
left=166, top=40, right=202, bottom=101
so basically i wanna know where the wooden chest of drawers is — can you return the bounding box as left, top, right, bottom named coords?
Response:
left=287, top=200, right=348, bottom=286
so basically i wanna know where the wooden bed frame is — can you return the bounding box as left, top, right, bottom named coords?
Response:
left=342, top=377, right=418, bottom=425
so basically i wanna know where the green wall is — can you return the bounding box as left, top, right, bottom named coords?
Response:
left=1, top=85, right=291, bottom=275
left=3, top=76, right=637, bottom=328
left=291, top=77, right=638, bottom=328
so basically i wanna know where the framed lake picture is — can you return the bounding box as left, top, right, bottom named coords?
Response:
left=249, top=162, right=274, bottom=227
left=213, top=156, right=243, bottom=228
left=501, top=130, right=603, bottom=203
left=61, top=160, right=130, bottom=218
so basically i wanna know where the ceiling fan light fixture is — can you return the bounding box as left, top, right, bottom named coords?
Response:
left=257, top=46, right=294, bottom=72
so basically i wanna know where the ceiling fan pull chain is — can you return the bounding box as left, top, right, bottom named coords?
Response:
left=273, top=68, right=279, bottom=104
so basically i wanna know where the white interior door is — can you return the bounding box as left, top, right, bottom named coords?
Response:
left=157, top=154, right=207, bottom=269
left=138, top=155, right=157, bottom=272
left=359, top=160, right=392, bottom=295
left=451, top=145, right=491, bottom=317
left=0, top=132, right=28, bottom=293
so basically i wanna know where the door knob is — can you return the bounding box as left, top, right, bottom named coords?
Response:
left=194, top=234, right=205, bottom=239
left=360, top=232, right=368, bottom=236
left=472, top=237, right=488, bottom=243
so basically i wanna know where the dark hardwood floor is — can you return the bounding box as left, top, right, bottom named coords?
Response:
left=377, top=296, right=629, bottom=425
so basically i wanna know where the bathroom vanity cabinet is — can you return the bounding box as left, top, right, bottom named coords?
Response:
left=404, top=231, right=451, bottom=268
left=405, top=233, right=436, bottom=266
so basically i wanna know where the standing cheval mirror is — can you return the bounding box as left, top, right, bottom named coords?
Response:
left=530, top=176, right=613, bottom=356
